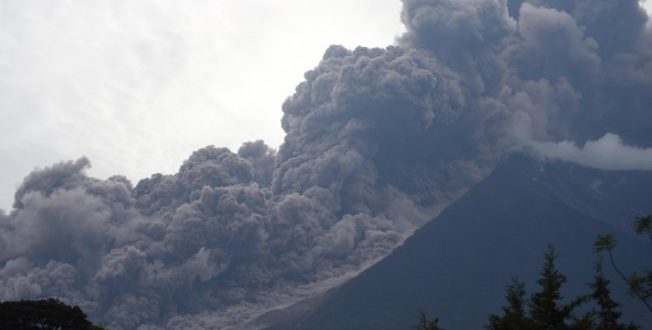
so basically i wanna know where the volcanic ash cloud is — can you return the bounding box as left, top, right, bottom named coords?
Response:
left=1, top=0, right=652, bottom=328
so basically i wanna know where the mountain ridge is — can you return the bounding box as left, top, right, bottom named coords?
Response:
left=258, top=152, right=652, bottom=329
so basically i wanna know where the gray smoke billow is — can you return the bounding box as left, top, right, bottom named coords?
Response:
left=1, top=1, right=651, bottom=328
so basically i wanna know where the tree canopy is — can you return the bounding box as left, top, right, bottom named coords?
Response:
left=0, top=298, right=104, bottom=330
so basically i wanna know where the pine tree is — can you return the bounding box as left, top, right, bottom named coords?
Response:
left=415, top=311, right=444, bottom=330
left=587, top=261, right=639, bottom=330
left=487, top=278, right=534, bottom=329
left=478, top=233, right=650, bottom=330
left=528, top=246, right=583, bottom=330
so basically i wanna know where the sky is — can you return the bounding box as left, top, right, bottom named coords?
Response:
left=0, top=0, right=404, bottom=211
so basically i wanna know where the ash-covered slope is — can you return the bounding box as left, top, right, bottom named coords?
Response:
left=263, top=153, right=652, bottom=330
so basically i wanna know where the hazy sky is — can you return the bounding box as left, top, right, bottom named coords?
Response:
left=0, top=0, right=404, bottom=210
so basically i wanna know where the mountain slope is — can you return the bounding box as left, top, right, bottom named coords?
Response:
left=261, top=153, right=652, bottom=330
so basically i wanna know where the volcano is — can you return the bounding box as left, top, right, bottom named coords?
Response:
left=258, top=153, right=652, bottom=330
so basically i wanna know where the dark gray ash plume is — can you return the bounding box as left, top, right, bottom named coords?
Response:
left=1, top=0, right=651, bottom=328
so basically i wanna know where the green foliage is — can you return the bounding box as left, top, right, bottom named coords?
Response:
left=427, top=215, right=650, bottom=329
left=627, top=271, right=652, bottom=302
left=414, top=311, right=444, bottom=330
left=529, top=246, right=582, bottom=329
left=594, top=215, right=652, bottom=313
left=487, top=246, right=639, bottom=330
left=0, top=298, right=104, bottom=330
left=488, top=279, right=535, bottom=329
left=588, top=262, right=639, bottom=330
left=634, top=215, right=652, bottom=236
left=593, top=234, right=616, bottom=254
left=488, top=247, right=589, bottom=330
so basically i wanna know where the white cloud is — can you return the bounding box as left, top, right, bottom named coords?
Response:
left=642, top=0, right=652, bottom=16
left=0, top=0, right=404, bottom=210
left=527, top=133, right=652, bottom=171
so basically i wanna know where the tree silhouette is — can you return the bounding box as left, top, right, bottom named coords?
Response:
left=486, top=246, right=639, bottom=330
left=594, top=215, right=652, bottom=313
left=414, top=311, right=444, bottom=330
left=419, top=216, right=651, bottom=329
left=488, top=247, right=589, bottom=330
left=528, top=246, right=584, bottom=329
left=586, top=261, right=639, bottom=330
left=487, top=278, right=535, bottom=329
left=0, top=298, right=104, bottom=330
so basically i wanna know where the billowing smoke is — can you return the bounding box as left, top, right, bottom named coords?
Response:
left=1, top=0, right=651, bottom=329
left=528, top=133, right=652, bottom=170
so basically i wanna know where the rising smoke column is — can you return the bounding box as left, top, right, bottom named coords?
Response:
left=1, top=1, right=651, bottom=329
left=0, top=48, right=494, bottom=329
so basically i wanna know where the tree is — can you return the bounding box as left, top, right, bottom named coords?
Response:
left=529, top=246, right=585, bottom=330
left=634, top=215, right=652, bottom=243
left=586, top=261, right=639, bottom=330
left=0, top=298, right=105, bottom=330
left=631, top=215, right=652, bottom=306
left=486, top=246, right=639, bottom=330
left=487, top=247, right=587, bottom=330
left=414, top=311, right=444, bottom=330
left=427, top=215, right=652, bottom=330
left=487, top=278, right=535, bottom=329
left=594, top=215, right=652, bottom=313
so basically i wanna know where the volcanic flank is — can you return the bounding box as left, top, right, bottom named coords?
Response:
left=1, top=0, right=652, bottom=329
